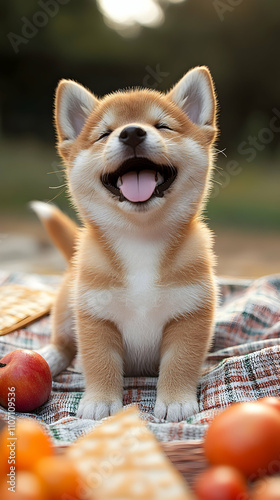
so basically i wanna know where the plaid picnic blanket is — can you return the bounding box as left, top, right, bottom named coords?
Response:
left=0, top=270, right=280, bottom=445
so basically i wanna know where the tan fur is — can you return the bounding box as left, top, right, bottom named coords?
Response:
left=41, top=206, right=78, bottom=261
left=76, top=225, right=125, bottom=291
left=155, top=305, right=215, bottom=420
left=35, top=66, right=218, bottom=421
left=76, top=314, right=123, bottom=399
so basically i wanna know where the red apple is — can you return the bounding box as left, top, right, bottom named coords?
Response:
left=0, top=350, right=52, bottom=412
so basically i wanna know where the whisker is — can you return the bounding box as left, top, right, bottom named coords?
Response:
left=215, top=147, right=227, bottom=157
left=188, top=176, right=205, bottom=192
left=161, top=154, right=173, bottom=166
left=211, top=179, right=223, bottom=186
left=212, top=165, right=223, bottom=172
left=48, top=187, right=67, bottom=203
left=47, top=170, right=65, bottom=175
left=162, top=154, right=177, bottom=175
left=49, top=184, right=67, bottom=189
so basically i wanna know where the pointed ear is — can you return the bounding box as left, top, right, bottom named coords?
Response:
left=168, top=66, right=217, bottom=130
left=55, top=79, right=98, bottom=143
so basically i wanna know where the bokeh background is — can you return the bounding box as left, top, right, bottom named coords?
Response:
left=1, top=0, right=279, bottom=276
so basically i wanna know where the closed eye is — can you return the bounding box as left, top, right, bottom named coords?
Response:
left=97, top=130, right=112, bottom=141
left=154, top=123, right=173, bottom=131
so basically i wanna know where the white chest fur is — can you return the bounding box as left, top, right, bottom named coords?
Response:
left=115, top=237, right=165, bottom=375
left=79, top=235, right=210, bottom=376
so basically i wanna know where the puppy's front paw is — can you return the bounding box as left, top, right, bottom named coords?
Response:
left=77, top=395, right=123, bottom=420
left=154, top=398, right=199, bottom=422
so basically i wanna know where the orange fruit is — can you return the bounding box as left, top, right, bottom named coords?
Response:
left=0, top=422, right=9, bottom=476
left=0, top=471, right=46, bottom=499
left=0, top=418, right=54, bottom=472
left=258, top=396, right=280, bottom=414
left=34, top=455, right=83, bottom=500
left=204, top=401, right=280, bottom=478
left=250, top=476, right=280, bottom=500
left=194, top=465, right=249, bottom=500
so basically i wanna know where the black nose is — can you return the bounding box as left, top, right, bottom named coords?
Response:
left=119, top=126, right=147, bottom=149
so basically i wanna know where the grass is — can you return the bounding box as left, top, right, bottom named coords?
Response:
left=0, top=138, right=71, bottom=216
left=207, top=161, right=280, bottom=231
left=1, top=137, right=279, bottom=231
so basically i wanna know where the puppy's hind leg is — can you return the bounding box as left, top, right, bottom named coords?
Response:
left=37, top=274, right=77, bottom=377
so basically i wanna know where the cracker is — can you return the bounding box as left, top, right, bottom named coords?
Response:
left=67, top=406, right=194, bottom=500
left=0, top=285, right=55, bottom=336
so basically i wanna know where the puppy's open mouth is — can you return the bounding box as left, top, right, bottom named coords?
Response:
left=101, top=158, right=177, bottom=203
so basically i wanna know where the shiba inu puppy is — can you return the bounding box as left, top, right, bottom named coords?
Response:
left=33, top=66, right=218, bottom=422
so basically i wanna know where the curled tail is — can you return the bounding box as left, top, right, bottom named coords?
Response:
left=30, top=201, right=78, bottom=262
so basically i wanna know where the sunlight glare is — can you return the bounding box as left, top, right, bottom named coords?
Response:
left=97, top=0, right=164, bottom=29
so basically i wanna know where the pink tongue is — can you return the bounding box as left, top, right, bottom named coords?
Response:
left=120, top=170, right=157, bottom=202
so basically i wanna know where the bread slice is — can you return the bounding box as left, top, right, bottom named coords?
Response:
left=67, top=406, right=194, bottom=499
